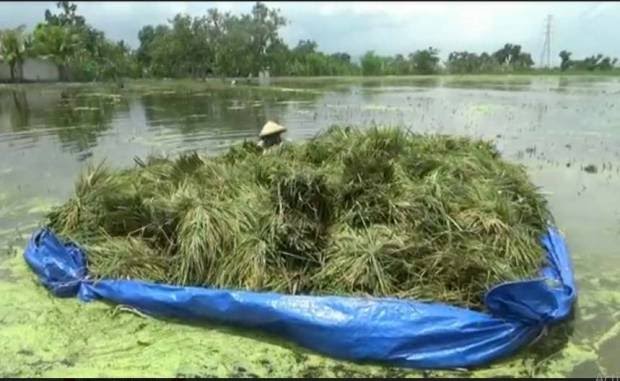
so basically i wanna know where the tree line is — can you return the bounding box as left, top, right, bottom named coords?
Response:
left=0, top=1, right=617, bottom=82
left=0, top=1, right=135, bottom=81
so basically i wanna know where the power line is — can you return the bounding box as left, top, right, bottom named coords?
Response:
left=539, top=14, right=553, bottom=68
left=536, top=18, right=546, bottom=67
left=547, top=15, right=552, bottom=68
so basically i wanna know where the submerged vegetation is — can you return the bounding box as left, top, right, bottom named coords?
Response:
left=46, top=126, right=551, bottom=309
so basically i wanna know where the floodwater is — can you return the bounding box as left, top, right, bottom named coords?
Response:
left=1, top=76, right=619, bottom=377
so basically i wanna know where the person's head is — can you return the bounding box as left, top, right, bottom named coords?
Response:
left=259, top=121, right=287, bottom=147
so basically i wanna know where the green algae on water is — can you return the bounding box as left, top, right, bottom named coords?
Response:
left=7, top=252, right=617, bottom=377
left=45, top=126, right=551, bottom=309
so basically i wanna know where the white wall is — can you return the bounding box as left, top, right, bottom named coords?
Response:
left=0, top=58, right=59, bottom=82
left=0, top=61, right=12, bottom=80
left=21, top=58, right=59, bottom=81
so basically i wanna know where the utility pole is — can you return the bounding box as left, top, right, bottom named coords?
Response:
left=540, top=14, right=553, bottom=68
left=546, top=14, right=552, bottom=68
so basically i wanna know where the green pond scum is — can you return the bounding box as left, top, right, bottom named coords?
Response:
left=46, top=126, right=550, bottom=310
left=1, top=249, right=619, bottom=377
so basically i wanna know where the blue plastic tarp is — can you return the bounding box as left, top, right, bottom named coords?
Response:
left=23, top=227, right=576, bottom=369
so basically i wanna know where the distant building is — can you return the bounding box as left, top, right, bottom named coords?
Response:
left=0, top=57, right=59, bottom=82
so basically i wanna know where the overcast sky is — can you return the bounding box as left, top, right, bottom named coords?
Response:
left=1, top=1, right=619, bottom=65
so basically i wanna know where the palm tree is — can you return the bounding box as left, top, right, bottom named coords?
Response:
left=30, top=23, right=81, bottom=81
left=0, top=25, right=28, bottom=82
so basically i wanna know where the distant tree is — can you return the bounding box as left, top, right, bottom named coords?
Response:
left=96, top=39, right=136, bottom=80
left=44, top=1, right=85, bottom=27
left=282, top=42, right=359, bottom=76
left=137, top=26, right=155, bottom=66
left=409, top=47, right=440, bottom=74
left=360, top=51, right=383, bottom=75
left=492, top=43, right=512, bottom=65
left=389, top=53, right=410, bottom=75
left=447, top=51, right=482, bottom=74
left=515, top=52, right=534, bottom=69
left=248, top=1, right=287, bottom=75
left=293, top=40, right=318, bottom=56
left=479, top=52, right=500, bottom=72
left=0, top=25, right=29, bottom=82
left=562, top=52, right=618, bottom=72
left=31, top=1, right=135, bottom=81
left=137, top=2, right=288, bottom=78
left=580, top=54, right=604, bottom=71
left=446, top=44, right=536, bottom=74
left=265, top=39, right=290, bottom=75
left=31, top=23, right=81, bottom=80
left=494, top=44, right=514, bottom=65
left=490, top=43, right=535, bottom=71
left=330, top=52, right=351, bottom=64
left=597, top=56, right=617, bottom=71
left=13, top=0, right=620, bottom=81
left=559, top=50, right=572, bottom=71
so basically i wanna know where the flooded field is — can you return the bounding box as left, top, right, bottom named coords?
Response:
left=1, top=76, right=619, bottom=377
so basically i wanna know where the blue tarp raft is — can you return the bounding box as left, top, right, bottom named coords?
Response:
left=23, top=227, right=576, bottom=369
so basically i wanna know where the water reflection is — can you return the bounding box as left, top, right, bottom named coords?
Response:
left=9, top=91, right=30, bottom=130
left=0, top=88, right=126, bottom=154
left=52, top=92, right=126, bottom=154
left=141, top=92, right=265, bottom=137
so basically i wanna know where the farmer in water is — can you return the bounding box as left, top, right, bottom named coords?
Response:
left=258, top=121, right=287, bottom=149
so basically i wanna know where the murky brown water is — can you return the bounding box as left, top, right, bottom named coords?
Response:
left=1, top=76, right=619, bottom=377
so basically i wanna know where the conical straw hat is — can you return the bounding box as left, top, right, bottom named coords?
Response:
left=259, top=121, right=287, bottom=137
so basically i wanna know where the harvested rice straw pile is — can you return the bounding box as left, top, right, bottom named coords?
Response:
left=47, top=126, right=551, bottom=309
